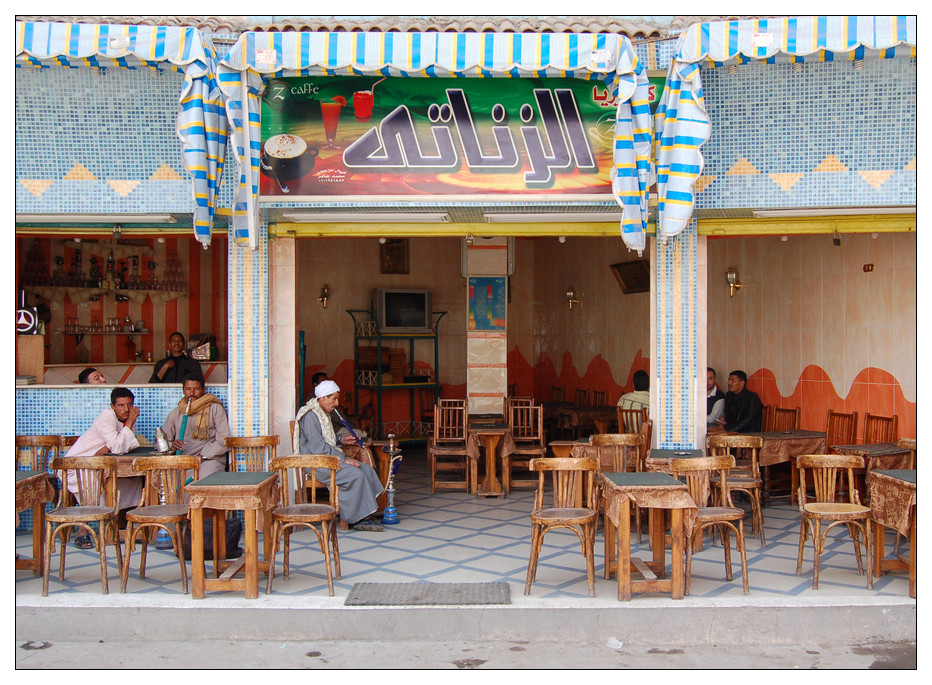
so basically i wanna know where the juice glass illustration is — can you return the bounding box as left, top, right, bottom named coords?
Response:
left=353, top=90, right=374, bottom=122
left=321, top=101, right=342, bottom=149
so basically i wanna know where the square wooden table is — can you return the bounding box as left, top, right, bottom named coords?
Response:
left=600, top=471, right=697, bottom=601
left=832, top=443, right=912, bottom=503
left=868, top=469, right=916, bottom=599
left=644, top=448, right=704, bottom=475
left=739, top=430, right=827, bottom=504
left=16, top=470, right=55, bottom=576
left=185, top=471, right=279, bottom=599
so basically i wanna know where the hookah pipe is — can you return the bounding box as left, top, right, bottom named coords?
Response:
left=332, top=407, right=365, bottom=449
left=381, top=433, right=403, bottom=525
left=175, top=397, right=193, bottom=455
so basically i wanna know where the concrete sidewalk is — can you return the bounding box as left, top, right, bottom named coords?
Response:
left=14, top=638, right=919, bottom=669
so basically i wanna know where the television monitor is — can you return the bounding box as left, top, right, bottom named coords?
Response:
left=373, top=289, right=433, bottom=334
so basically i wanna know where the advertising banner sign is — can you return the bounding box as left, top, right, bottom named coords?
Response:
left=260, top=76, right=618, bottom=198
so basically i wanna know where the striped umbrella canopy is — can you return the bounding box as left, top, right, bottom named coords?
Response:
left=15, top=20, right=228, bottom=247
left=654, top=15, right=917, bottom=242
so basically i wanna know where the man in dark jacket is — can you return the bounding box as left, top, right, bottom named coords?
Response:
left=717, top=369, right=762, bottom=432
left=150, top=331, right=203, bottom=383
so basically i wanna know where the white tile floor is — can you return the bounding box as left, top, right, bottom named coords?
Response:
left=17, top=448, right=913, bottom=602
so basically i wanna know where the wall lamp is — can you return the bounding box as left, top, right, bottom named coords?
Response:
left=566, top=287, right=581, bottom=310
left=726, top=267, right=742, bottom=297
left=112, top=224, right=122, bottom=240
left=318, top=284, right=331, bottom=308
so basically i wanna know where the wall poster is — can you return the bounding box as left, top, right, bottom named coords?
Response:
left=260, top=76, right=618, bottom=198
left=468, top=277, right=507, bottom=331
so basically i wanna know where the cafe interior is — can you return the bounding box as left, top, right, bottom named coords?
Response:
left=14, top=16, right=916, bottom=635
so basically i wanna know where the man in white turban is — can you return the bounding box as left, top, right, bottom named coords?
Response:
left=293, top=380, right=385, bottom=531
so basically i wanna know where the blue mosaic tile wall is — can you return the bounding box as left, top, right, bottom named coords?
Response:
left=655, top=222, right=699, bottom=449
left=15, top=66, right=237, bottom=213
left=15, top=384, right=229, bottom=444
left=697, top=58, right=917, bottom=208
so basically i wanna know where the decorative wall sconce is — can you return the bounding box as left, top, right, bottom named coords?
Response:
left=465, top=233, right=474, bottom=246
left=113, top=224, right=122, bottom=240
left=833, top=229, right=841, bottom=247
left=566, top=287, right=581, bottom=310
left=726, top=267, right=742, bottom=297
left=318, top=284, right=330, bottom=308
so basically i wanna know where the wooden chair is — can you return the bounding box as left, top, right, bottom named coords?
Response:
left=428, top=404, right=472, bottom=493
left=418, top=387, right=438, bottom=433
left=591, top=390, right=606, bottom=406
left=795, top=454, right=873, bottom=590
left=825, top=410, right=858, bottom=449
left=502, top=404, right=546, bottom=494
left=863, top=413, right=899, bottom=444
left=225, top=435, right=280, bottom=472
left=672, top=455, right=749, bottom=595
left=120, top=455, right=200, bottom=594
left=574, top=388, right=590, bottom=407
left=524, top=457, right=599, bottom=597
left=591, top=433, right=644, bottom=559
left=16, top=435, right=62, bottom=472
left=266, top=454, right=342, bottom=596
left=706, top=433, right=766, bottom=547
left=896, top=437, right=916, bottom=470
left=549, top=385, right=564, bottom=402
left=760, top=405, right=774, bottom=432
left=504, top=396, right=533, bottom=422
left=772, top=406, right=801, bottom=431
left=638, top=419, right=653, bottom=474
left=616, top=407, right=646, bottom=434
left=43, top=455, right=122, bottom=596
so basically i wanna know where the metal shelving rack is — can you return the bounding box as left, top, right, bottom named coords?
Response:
left=346, top=309, right=447, bottom=442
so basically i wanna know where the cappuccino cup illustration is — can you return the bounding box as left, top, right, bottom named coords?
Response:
left=260, top=134, right=319, bottom=181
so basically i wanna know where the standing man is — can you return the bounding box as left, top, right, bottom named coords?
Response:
left=64, top=387, right=142, bottom=549
left=150, top=332, right=203, bottom=383
left=161, top=373, right=230, bottom=478
left=706, top=367, right=726, bottom=427
left=717, top=370, right=763, bottom=432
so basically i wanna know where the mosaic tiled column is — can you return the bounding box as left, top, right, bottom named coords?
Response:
left=465, top=239, right=509, bottom=415
left=653, top=220, right=703, bottom=449
left=227, top=219, right=270, bottom=436
left=269, top=236, right=298, bottom=446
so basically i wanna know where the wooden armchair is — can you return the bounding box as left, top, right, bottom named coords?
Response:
left=672, top=455, right=749, bottom=595
left=225, top=435, right=280, bottom=472
left=120, top=455, right=200, bottom=594
left=795, top=454, right=873, bottom=590
left=524, top=457, right=599, bottom=597
left=266, top=454, right=342, bottom=596
left=43, top=455, right=122, bottom=596
left=428, top=404, right=472, bottom=493
left=863, top=413, right=899, bottom=444
left=502, top=404, right=546, bottom=494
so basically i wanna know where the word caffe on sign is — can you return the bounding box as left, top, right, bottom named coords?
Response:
left=259, top=76, right=618, bottom=197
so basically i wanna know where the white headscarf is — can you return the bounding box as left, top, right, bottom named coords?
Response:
left=314, top=379, right=339, bottom=398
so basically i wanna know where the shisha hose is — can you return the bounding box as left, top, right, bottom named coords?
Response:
left=332, top=407, right=365, bottom=448
left=175, top=397, right=193, bottom=455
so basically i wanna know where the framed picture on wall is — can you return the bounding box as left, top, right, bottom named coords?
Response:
left=380, top=238, right=409, bottom=274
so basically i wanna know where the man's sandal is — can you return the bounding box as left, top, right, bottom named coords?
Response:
left=74, top=534, right=93, bottom=550
left=352, top=520, right=384, bottom=532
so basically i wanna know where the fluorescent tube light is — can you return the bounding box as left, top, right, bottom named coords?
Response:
left=752, top=207, right=914, bottom=218
left=484, top=212, right=624, bottom=223
left=16, top=214, right=178, bottom=223
left=283, top=212, right=451, bottom=223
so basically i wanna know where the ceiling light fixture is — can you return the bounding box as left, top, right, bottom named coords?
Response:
left=752, top=206, right=914, bottom=218
left=484, top=212, right=624, bottom=223
left=283, top=212, right=451, bottom=223
left=16, top=213, right=178, bottom=224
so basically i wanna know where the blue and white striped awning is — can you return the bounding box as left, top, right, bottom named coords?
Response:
left=15, top=21, right=228, bottom=247
left=655, top=15, right=917, bottom=241
left=218, top=31, right=652, bottom=252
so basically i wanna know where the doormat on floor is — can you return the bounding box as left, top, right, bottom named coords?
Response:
left=345, top=582, right=511, bottom=606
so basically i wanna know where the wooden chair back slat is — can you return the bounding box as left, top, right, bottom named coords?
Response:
left=616, top=407, right=646, bottom=434
left=672, top=455, right=736, bottom=508
left=434, top=405, right=467, bottom=443
left=590, top=433, right=642, bottom=472
left=863, top=413, right=899, bottom=444
left=529, top=457, right=598, bottom=510
left=510, top=404, right=543, bottom=444
left=797, top=454, right=864, bottom=505
left=50, top=455, right=119, bottom=509
left=772, top=407, right=801, bottom=431
left=826, top=410, right=858, bottom=449
left=706, top=433, right=763, bottom=479
left=269, top=454, right=340, bottom=510
left=130, top=455, right=201, bottom=506
left=225, top=435, right=280, bottom=472
left=16, top=435, right=62, bottom=472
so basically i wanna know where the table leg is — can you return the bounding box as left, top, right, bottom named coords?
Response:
left=191, top=507, right=205, bottom=600
left=649, top=507, right=666, bottom=578
left=617, top=498, right=632, bottom=601
left=244, top=509, right=258, bottom=599
left=32, top=502, right=45, bottom=577
left=670, top=508, right=685, bottom=599
left=477, top=435, right=503, bottom=497
left=872, top=520, right=885, bottom=580
left=909, top=511, right=916, bottom=599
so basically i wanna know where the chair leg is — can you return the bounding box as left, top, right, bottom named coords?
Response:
left=796, top=517, right=808, bottom=576
left=283, top=527, right=291, bottom=579
left=42, top=521, right=55, bottom=597
left=330, top=521, right=342, bottom=579
left=848, top=523, right=864, bottom=575
left=685, top=535, right=694, bottom=596
left=265, top=521, right=280, bottom=595
left=502, top=457, right=511, bottom=495
left=138, top=526, right=149, bottom=580
left=584, top=523, right=596, bottom=597
left=321, top=522, right=335, bottom=597
left=120, top=522, right=135, bottom=593
left=97, top=526, right=109, bottom=595
left=174, top=522, right=188, bottom=595
left=737, top=520, right=749, bottom=594
left=811, top=519, right=823, bottom=590
left=721, top=525, right=733, bottom=581
left=864, top=521, right=874, bottom=590
left=753, top=489, right=766, bottom=548
left=524, top=523, right=543, bottom=595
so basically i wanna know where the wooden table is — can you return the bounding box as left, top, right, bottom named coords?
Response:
left=868, top=469, right=916, bottom=598
left=186, top=471, right=280, bottom=599
left=16, top=470, right=55, bottom=576
left=832, top=443, right=912, bottom=503
left=644, top=448, right=704, bottom=475
left=469, top=421, right=512, bottom=497
left=599, top=471, right=697, bottom=601
left=558, top=405, right=617, bottom=438
left=549, top=439, right=584, bottom=459
left=738, top=430, right=826, bottom=503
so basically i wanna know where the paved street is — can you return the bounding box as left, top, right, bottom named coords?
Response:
left=15, top=638, right=918, bottom=670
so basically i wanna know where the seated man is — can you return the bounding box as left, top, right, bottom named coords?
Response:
left=64, top=387, right=143, bottom=549
left=293, top=380, right=385, bottom=532
left=161, top=373, right=230, bottom=478
left=617, top=369, right=650, bottom=416
left=706, top=366, right=726, bottom=427
left=717, top=369, right=763, bottom=432
left=150, top=331, right=203, bottom=383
